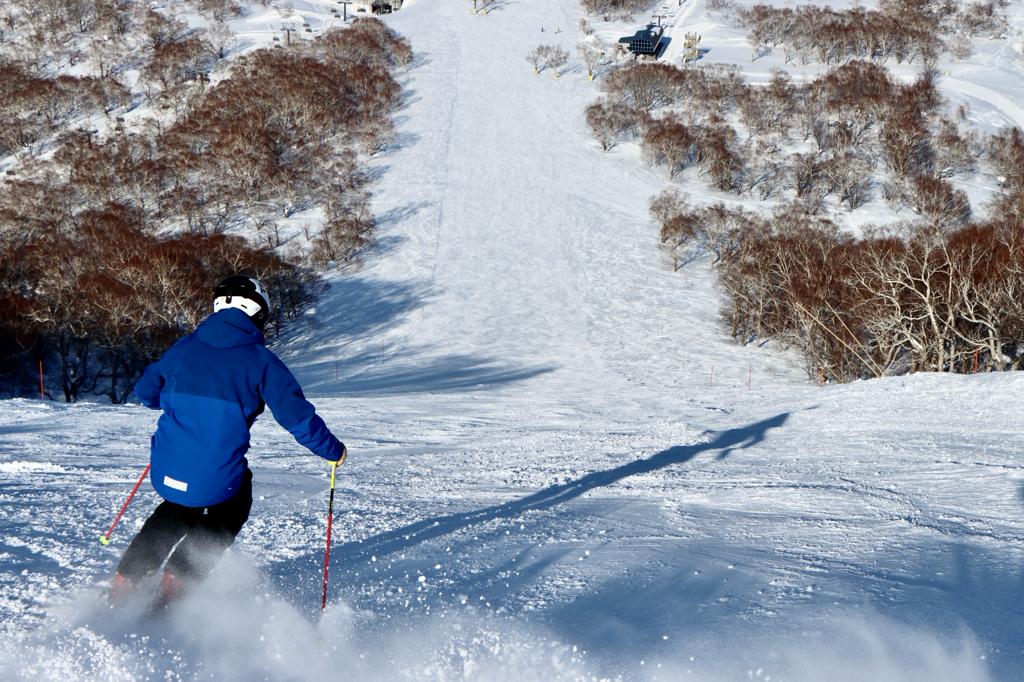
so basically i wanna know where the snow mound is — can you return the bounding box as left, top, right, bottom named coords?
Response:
left=0, top=462, right=68, bottom=474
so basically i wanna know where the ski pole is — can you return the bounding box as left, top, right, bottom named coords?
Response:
left=99, top=463, right=151, bottom=546
left=321, top=449, right=347, bottom=610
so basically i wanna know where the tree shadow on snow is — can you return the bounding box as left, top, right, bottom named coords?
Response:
left=477, top=0, right=515, bottom=14
left=278, top=273, right=555, bottom=394
left=285, top=275, right=430, bottom=349
left=0, top=422, right=56, bottom=439
left=375, top=200, right=431, bottom=229
left=304, top=348, right=554, bottom=395
left=264, top=413, right=789, bottom=616
left=335, top=412, right=789, bottom=563
left=384, top=129, right=420, bottom=152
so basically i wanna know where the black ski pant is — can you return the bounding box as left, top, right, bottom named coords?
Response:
left=116, top=469, right=252, bottom=584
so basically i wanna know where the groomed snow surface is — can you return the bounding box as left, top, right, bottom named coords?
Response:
left=2, top=0, right=1023, bottom=680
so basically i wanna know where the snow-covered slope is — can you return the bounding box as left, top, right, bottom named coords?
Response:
left=1, top=1, right=1022, bottom=680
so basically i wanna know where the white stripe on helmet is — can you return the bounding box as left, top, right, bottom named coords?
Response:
left=213, top=295, right=263, bottom=317
left=247, top=277, right=272, bottom=312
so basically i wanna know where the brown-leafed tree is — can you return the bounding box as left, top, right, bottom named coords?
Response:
left=643, top=116, right=695, bottom=178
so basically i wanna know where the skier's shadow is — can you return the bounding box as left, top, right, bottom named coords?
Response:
left=338, top=412, right=790, bottom=563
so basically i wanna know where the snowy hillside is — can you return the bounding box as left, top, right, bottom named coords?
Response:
left=2, top=0, right=1023, bottom=680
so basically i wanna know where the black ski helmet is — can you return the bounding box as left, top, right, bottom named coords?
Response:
left=213, top=275, right=272, bottom=329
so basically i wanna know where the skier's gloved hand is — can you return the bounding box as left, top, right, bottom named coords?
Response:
left=335, top=444, right=348, bottom=464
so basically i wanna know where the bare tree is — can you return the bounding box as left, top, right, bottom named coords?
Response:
left=743, top=140, right=784, bottom=200
left=585, top=101, right=646, bottom=151
left=643, top=116, right=695, bottom=178
left=604, top=63, right=684, bottom=112
left=526, top=45, right=548, bottom=74
left=206, top=18, right=236, bottom=59
left=580, top=0, right=650, bottom=18
left=933, top=118, right=974, bottom=177
left=909, top=175, right=971, bottom=230
left=577, top=40, right=604, bottom=81
left=546, top=46, right=569, bottom=78
left=142, top=9, right=185, bottom=50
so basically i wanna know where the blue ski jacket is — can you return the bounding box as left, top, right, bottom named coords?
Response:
left=134, top=308, right=344, bottom=507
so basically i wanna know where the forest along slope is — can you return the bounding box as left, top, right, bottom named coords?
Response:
left=0, top=0, right=1022, bottom=680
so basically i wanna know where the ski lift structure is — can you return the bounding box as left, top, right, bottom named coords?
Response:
left=618, top=24, right=666, bottom=59
left=682, top=32, right=702, bottom=62
left=352, top=0, right=403, bottom=13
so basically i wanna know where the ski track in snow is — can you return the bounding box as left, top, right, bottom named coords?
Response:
left=2, top=1, right=1024, bottom=680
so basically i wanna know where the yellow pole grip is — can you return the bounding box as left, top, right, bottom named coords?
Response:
left=329, top=446, right=347, bottom=488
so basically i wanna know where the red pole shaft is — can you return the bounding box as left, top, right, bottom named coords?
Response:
left=100, top=463, right=151, bottom=545
left=38, top=360, right=44, bottom=400
left=321, top=491, right=335, bottom=610
left=321, top=458, right=341, bottom=610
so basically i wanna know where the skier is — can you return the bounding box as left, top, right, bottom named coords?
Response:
left=109, top=275, right=346, bottom=607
